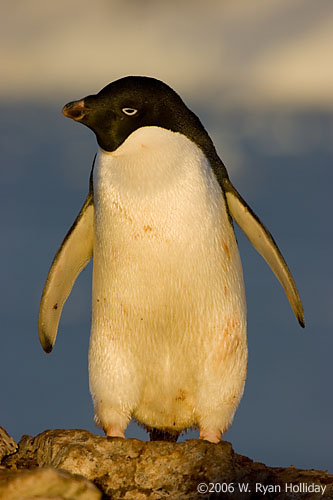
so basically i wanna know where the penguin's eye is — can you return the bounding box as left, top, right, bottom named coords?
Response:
left=122, top=107, right=138, bottom=116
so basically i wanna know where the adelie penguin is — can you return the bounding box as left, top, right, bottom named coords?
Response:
left=38, top=76, right=305, bottom=443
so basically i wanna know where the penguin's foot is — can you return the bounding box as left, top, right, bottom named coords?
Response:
left=199, top=429, right=221, bottom=444
left=104, top=424, right=126, bottom=439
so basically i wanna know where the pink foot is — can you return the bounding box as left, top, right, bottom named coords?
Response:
left=104, top=424, right=126, bottom=439
left=199, top=429, right=221, bottom=444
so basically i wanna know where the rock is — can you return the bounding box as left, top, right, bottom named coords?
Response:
left=1, top=428, right=333, bottom=499
left=0, top=467, right=101, bottom=500
left=0, top=426, right=17, bottom=461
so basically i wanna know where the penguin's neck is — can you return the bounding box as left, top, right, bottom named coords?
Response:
left=95, top=126, right=210, bottom=197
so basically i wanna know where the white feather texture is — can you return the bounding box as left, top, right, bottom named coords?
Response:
left=89, top=126, right=247, bottom=435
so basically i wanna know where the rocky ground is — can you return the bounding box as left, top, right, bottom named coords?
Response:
left=1, top=426, right=332, bottom=499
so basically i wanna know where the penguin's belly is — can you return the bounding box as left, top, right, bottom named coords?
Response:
left=89, top=128, right=247, bottom=431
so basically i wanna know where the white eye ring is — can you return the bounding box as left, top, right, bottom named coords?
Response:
left=122, top=107, right=138, bottom=116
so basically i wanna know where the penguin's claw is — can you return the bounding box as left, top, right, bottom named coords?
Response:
left=104, top=425, right=126, bottom=439
left=199, top=429, right=221, bottom=444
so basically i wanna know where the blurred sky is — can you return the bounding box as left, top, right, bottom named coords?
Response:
left=1, top=0, right=332, bottom=473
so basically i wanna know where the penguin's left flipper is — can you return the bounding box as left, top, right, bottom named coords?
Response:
left=38, top=192, right=94, bottom=353
left=223, top=178, right=305, bottom=328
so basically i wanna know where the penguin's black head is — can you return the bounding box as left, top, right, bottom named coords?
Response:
left=62, top=76, right=218, bottom=159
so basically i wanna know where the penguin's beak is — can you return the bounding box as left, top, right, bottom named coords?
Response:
left=62, top=99, right=87, bottom=121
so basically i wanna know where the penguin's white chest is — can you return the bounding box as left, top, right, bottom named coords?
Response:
left=89, top=126, right=247, bottom=432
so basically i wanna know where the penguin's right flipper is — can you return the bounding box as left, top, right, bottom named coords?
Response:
left=38, top=193, right=94, bottom=353
left=223, top=178, right=305, bottom=328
